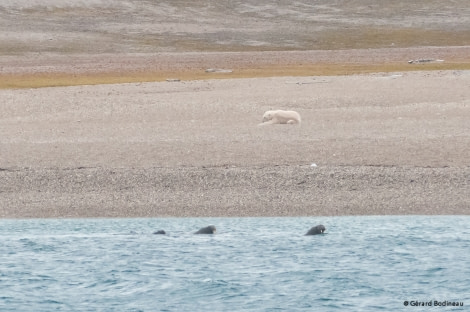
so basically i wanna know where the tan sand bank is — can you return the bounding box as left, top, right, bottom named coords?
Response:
left=1, top=47, right=470, bottom=89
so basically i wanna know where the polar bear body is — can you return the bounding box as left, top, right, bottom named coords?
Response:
left=260, top=110, right=301, bottom=125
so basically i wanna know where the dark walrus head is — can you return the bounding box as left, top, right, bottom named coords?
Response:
left=305, top=224, right=326, bottom=235
left=195, top=225, right=217, bottom=234
left=153, top=230, right=166, bottom=235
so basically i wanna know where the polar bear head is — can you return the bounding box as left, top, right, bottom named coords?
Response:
left=262, top=110, right=275, bottom=122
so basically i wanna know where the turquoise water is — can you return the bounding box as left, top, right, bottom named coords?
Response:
left=1, top=216, right=468, bottom=311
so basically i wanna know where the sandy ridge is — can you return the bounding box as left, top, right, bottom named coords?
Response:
left=2, top=46, right=470, bottom=75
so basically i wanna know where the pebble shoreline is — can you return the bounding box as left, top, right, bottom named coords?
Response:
left=1, top=165, right=468, bottom=218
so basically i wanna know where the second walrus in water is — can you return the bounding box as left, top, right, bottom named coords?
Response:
left=195, top=225, right=217, bottom=234
left=305, top=225, right=326, bottom=235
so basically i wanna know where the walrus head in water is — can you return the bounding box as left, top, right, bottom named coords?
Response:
left=195, top=225, right=217, bottom=234
left=305, top=224, right=326, bottom=235
left=153, top=230, right=166, bottom=235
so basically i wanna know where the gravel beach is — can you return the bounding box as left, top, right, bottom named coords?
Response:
left=1, top=0, right=469, bottom=218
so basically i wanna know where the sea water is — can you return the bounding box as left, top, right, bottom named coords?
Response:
left=1, top=216, right=468, bottom=311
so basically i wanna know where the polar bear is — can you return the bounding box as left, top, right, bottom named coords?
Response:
left=259, top=110, right=301, bottom=126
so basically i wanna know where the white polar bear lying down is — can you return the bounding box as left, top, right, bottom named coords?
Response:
left=259, top=110, right=301, bottom=126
